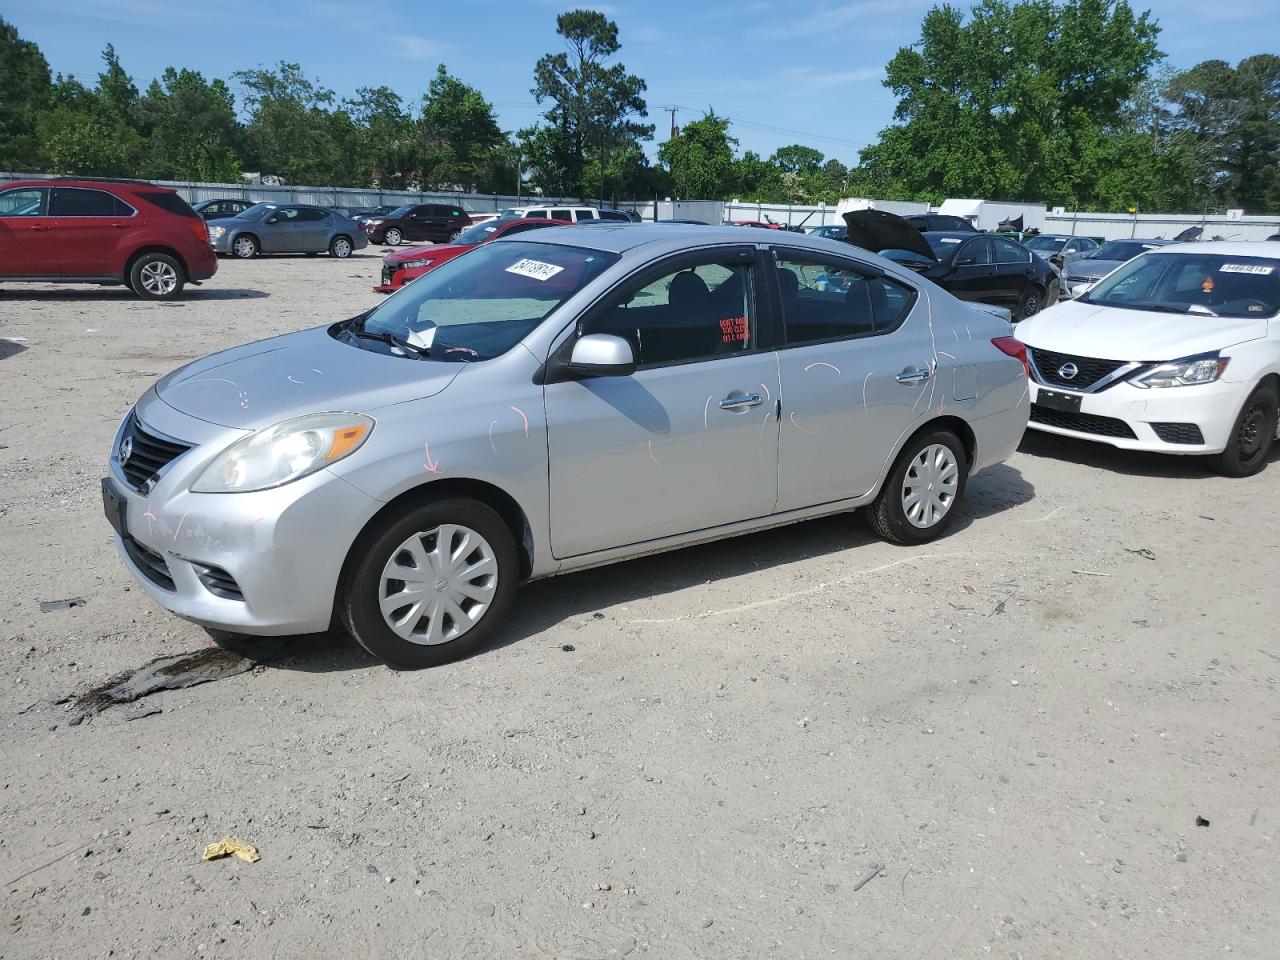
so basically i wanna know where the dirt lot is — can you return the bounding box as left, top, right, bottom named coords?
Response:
left=1, top=252, right=1278, bottom=960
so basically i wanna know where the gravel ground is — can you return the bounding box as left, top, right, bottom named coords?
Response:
left=1, top=251, right=1278, bottom=959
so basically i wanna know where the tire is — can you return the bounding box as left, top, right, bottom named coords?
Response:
left=448, top=229, right=461, bottom=242
left=128, top=252, right=185, bottom=301
left=340, top=498, right=518, bottom=669
left=329, top=235, right=353, bottom=258
left=865, top=429, right=968, bottom=545
left=231, top=234, right=258, bottom=259
left=1016, top=285, right=1044, bottom=322
left=383, top=227, right=402, bottom=246
left=1211, top=384, right=1277, bottom=478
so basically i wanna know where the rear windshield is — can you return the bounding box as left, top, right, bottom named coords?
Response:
left=137, top=192, right=199, bottom=218
left=356, top=241, right=618, bottom=360
left=1082, top=252, right=1280, bottom=319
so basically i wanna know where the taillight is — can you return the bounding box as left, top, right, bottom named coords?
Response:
left=992, top=336, right=1029, bottom=377
left=187, top=219, right=210, bottom=243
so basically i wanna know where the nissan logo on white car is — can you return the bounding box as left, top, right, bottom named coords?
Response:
left=1058, top=362, right=1079, bottom=380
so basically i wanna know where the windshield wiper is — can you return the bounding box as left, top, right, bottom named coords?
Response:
left=344, top=315, right=431, bottom=358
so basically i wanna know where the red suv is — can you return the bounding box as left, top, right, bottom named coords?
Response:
left=0, top=178, right=217, bottom=300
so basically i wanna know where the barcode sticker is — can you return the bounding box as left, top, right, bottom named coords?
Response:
left=505, top=258, right=564, bottom=281
left=1220, top=263, right=1274, bottom=275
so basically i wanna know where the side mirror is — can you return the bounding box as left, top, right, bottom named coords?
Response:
left=566, top=334, right=637, bottom=377
left=266, top=215, right=280, bottom=224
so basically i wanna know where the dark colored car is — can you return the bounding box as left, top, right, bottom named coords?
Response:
left=903, top=213, right=978, bottom=233
left=374, top=216, right=571, bottom=293
left=0, top=178, right=217, bottom=300
left=597, top=208, right=642, bottom=222
left=191, top=198, right=256, bottom=221
left=348, top=205, right=399, bottom=223
left=843, top=209, right=1057, bottom=320
left=363, top=203, right=471, bottom=245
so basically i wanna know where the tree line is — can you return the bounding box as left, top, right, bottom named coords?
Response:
left=0, top=3, right=1276, bottom=212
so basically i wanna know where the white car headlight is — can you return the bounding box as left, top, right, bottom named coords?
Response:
left=191, top=413, right=374, bottom=493
left=209, top=226, right=226, bottom=239
left=1132, top=352, right=1229, bottom=389
left=400, top=258, right=433, bottom=269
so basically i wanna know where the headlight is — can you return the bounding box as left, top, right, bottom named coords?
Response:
left=400, top=258, right=433, bottom=269
left=191, top=413, right=374, bottom=493
left=209, top=226, right=226, bottom=239
left=1132, top=352, right=1229, bottom=389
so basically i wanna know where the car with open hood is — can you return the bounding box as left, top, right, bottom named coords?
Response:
left=374, top=215, right=571, bottom=293
left=843, top=209, right=1058, bottom=321
left=1058, top=238, right=1171, bottom=299
left=102, top=224, right=1028, bottom=669
left=1016, top=241, right=1280, bottom=476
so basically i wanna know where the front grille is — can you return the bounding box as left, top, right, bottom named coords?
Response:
left=119, top=414, right=190, bottom=491
left=122, top=537, right=175, bottom=591
left=193, top=562, right=245, bottom=601
left=1151, top=422, right=1205, bottom=445
left=1029, top=347, right=1129, bottom=391
left=1030, top=404, right=1138, bottom=439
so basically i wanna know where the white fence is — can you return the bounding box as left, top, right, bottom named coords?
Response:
left=1044, top=210, right=1280, bottom=243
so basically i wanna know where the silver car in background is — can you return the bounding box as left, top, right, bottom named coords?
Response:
left=1060, top=238, right=1171, bottom=299
left=102, top=225, right=1030, bottom=669
left=206, top=202, right=369, bottom=259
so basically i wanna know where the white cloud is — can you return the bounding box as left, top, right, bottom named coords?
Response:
left=397, top=35, right=444, bottom=61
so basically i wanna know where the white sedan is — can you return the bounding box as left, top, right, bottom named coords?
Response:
left=1016, top=241, right=1280, bottom=476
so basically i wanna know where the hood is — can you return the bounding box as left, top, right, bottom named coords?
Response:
left=386, top=242, right=468, bottom=264
left=1062, top=258, right=1124, bottom=280
left=842, top=209, right=936, bottom=261
left=1014, top=299, right=1266, bottom=362
left=205, top=216, right=252, bottom=229
left=155, top=325, right=465, bottom=430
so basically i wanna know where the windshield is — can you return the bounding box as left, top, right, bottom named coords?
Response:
left=235, top=203, right=274, bottom=220
left=1025, top=236, right=1067, bottom=253
left=382, top=205, right=412, bottom=218
left=1082, top=252, right=1280, bottom=319
left=453, top=221, right=503, bottom=245
left=1092, top=240, right=1162, bottom=262
left=925, top=235, right=966, bottom=258
left=356, top=241, right=618, bottom=360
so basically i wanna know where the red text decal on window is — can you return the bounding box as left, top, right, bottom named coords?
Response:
left=719, top=315, right=749, bottom=343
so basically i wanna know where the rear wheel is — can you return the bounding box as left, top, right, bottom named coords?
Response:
left=231, top=234, right=258, bottom=259
left=865, top=430, right=968, bottom=545
left=128, top=252, right=185, bottom=301
left=329, top=235, right=353, bottom=258
left=1211, top=384, right=1277, bottom=477
left=448, top=229, right=461, bottom=241
left=340, top=498, right=518, bottom=669
left=383, top=227, right=402, bottom=246
left=1016, top=285, right=1043, bottom=322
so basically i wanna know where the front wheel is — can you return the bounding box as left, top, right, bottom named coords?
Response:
left=865, top=430, right=968, bottom=545
left=1211, top=385, right=1277, bottom=477
left=231, top=234, right=258, bottom=259
left=340, top=499, right=518, bottom=669
left=383, top=227, right=402, bottom=246
left=129, top=252, right=185, bottom=300
left=329, top=235, right=353, bottom=258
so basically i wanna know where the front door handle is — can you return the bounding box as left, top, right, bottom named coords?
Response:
left=28, top=224, right=50, bottom=231
left=719, top=393, right=764, bottom=410
left=896, top=368, right=931, bottom=385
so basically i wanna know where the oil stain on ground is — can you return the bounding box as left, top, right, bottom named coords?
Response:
left=75, top=646, right=264, bottom=713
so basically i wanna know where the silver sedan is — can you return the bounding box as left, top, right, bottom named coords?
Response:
left=206, top=202, right=369, bottom=259
left=103, top=225, right=1029, bottom=668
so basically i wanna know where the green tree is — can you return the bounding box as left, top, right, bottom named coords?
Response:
left=36, top=46, right=145, bottom=176
left=0, top=17, right=53, bottom=169
left=418, top=65, right=506, bottom=192
left=344, top=86, right=416, bottom=188
left=234, top=62, right=345, bottom=184
left=528, top=9, right=652, bottom=199
left=658, top=110, right=737, bottom=198
left=139, top=68, right=242, bottom=181
left=859, top=0, right=1168, bottom=208
left=770, top=144, right=824, bottom=175
left=732, top=150, right=786, bottom=201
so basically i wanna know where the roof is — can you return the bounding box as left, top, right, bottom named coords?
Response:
left=1159, top=240, right=1280, bottom=257
left=513, top=222, right=852, bottom=257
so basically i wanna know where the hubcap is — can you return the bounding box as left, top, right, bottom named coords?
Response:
left=234, top=238, right=254, bottom=257
left=334, top=238, right=351, bottom=257
left=901, top=443, right=959, bottom=529
left=378, top=524, right=498, bottom=645
left=139, top=261, right=177, bottom=295
left=386, top=230, right=401, bottom=245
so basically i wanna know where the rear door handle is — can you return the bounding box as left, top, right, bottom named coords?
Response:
left=720, top=393, right=764, bottom=410
left=28, top=224, right=50, bottom=231
left=896, top=368, right=931, bottom=385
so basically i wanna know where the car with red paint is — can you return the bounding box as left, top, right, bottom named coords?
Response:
left=0, top=178, right=217, bottom=300
left=374, top=216, right=571, bottom=293
left=727, top=219, right=786, bottom=230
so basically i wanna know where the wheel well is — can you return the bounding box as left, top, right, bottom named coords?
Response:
left=340, top=478, right=535, bottom=589
left=1259, top=372, right=1280, bottom=398
left=903, top=415, right=977, bottom=469
left=124, top=246, right=187, bottom=283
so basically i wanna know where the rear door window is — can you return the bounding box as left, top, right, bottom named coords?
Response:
left=295, top=207, right=327, bottom=221
left=51, top=188, right=133, bottom=217
left=551, top=209, right=572, bottom=221
left=775, top=254, right=916, bottom=344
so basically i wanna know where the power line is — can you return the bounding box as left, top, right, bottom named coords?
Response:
left=721, top=115, right=865, bottom=152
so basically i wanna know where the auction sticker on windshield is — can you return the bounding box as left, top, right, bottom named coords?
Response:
left=1220, top=263, right=1275, bottom=275
left=505, top=258, right=564, bottom=281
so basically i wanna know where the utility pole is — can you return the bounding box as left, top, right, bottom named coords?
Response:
left=663, top=105, right=679, bottom=141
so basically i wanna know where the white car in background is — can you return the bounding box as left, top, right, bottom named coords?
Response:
left=1016, top=242, right=1280, bottom=476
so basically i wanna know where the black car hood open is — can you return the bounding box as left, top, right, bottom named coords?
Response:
left=841, top=209, right=937, bottom=262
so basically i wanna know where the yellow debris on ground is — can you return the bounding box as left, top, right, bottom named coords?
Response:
left=201, top=837, right=260, bottom=863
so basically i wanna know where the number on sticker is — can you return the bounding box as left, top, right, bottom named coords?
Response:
left=1220, top=263, right=1275, bottom=275
left=505, top=258, right=565, bottom=281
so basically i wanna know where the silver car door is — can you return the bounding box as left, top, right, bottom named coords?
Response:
left=771, top=249, right=937, bottom=510
left=297, top=208, right=329, bottom=250
left=545, top=247, right=781, bottom=558
left=260, top=207, right=297, bottom=252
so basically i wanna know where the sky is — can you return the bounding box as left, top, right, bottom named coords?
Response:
left=5, top=0, right=1277, bottom=167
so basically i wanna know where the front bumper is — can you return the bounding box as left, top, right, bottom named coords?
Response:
left=372, top=261, right=428, bottom=294
left=1026, top=378, right=1244, bottom=454
left=208, top=232, right=233, bottom=254
left=104, top=399, right=384, bottom=635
